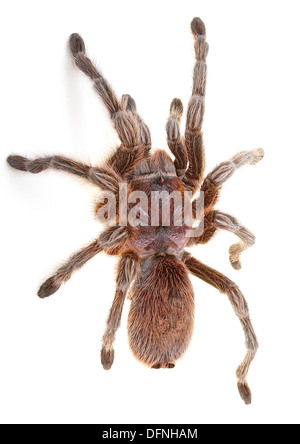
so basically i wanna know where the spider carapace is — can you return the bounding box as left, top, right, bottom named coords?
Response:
left=7, top=18, right=264, bottom=404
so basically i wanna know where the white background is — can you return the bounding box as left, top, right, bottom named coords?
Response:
left=1, top=0, right=299, bottom=425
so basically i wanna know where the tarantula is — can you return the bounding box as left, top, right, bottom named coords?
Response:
left=7, top=17, right=263, bottom=404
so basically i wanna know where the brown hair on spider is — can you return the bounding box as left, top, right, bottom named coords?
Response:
left=7, top=17, right=264, bottom=405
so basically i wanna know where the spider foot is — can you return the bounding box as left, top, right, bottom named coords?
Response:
left=229, top=244, right=242, bottom=270
left=69, top=33, right=85, bottom=57
left=7, top=155, right=28, bottom=171
left=250, top=148, right=264, bottom=165
left=101, top=347, right=114, bottom=370
left=230, top=259, right=242, bottom=270
left=121, top=94, right=137, bottom=112
left=170, top=98, right=183, bottom=117
left=38, top=276, right=61, bottom=298
left=191, top=17, right=206, bottom=36
left=237, top=381, right=252, bottom=405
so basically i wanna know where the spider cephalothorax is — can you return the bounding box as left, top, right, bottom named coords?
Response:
left=7, top=18, right=264, bottom=404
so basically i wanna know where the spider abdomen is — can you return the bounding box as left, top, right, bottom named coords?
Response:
left=127, top=255, right=194, bottom=367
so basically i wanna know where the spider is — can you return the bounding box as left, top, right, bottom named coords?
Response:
left=7, top=17, right=263, bottom=405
